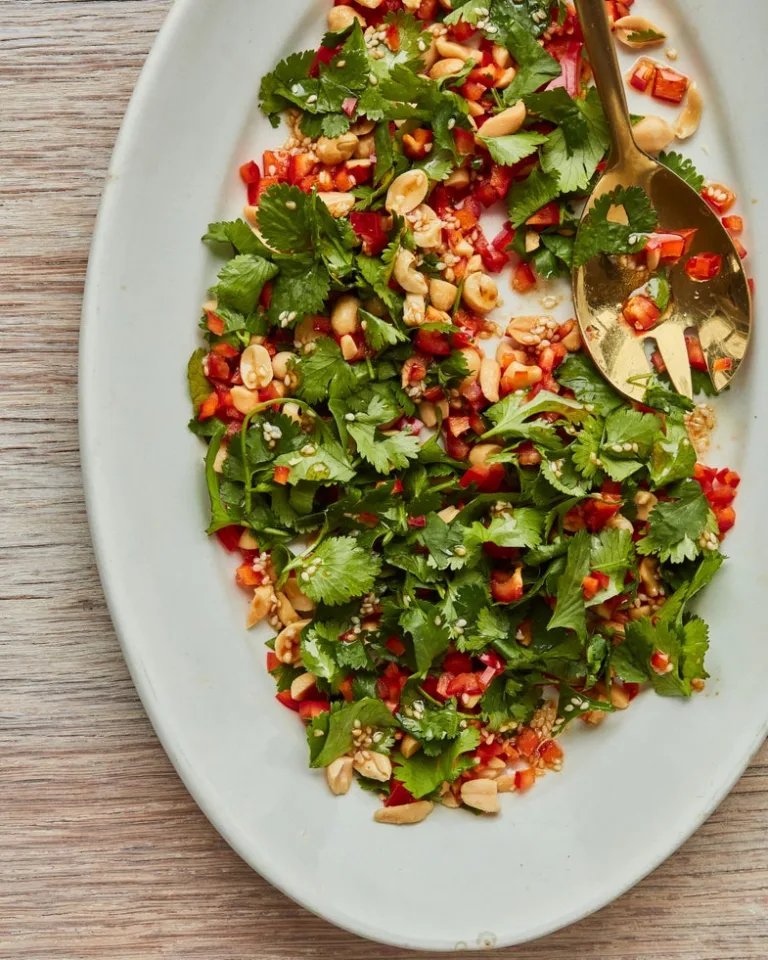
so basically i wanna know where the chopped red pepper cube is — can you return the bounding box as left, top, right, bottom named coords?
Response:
left=701, top=183, right=736, bottom=215
left=652, top=66, right=689, bottom=104
left=685, top=253, right=722, bottom=282
left=215, top=525, right=243, bottom=552
left=273, top=465, right=291, bottom=485
left=623, top=294, right=661, bottom=331
left=629, top=58, right=656, bottom=93
left=491, top=567, right=523, bottom=603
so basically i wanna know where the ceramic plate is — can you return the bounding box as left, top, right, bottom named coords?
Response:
left=80, top=0, right=768, bottom=949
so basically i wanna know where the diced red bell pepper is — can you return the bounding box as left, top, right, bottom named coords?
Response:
left=685, top=253, right=722, bottom=282
left=415, top=0, right=438, bottom=20
left=515, top=726, right=540, bottom=758
left=215, top=525, right=243, bottom=552
left=702, top=183, right=736, bottom=215
left=454, top=128, right=476, bottom=157
left=473, top=179, right=501, bottom=208
left=717, top=468, right=741, bottom=488
left=266, top=651, right=281, bottom=673
left=350, top=211, right=388, bottom=256
left=446, top=672, right=484, bottom=697
left=582, top=576, right=601, bottom=601
left=526, top=202, right=561, bottom=228
left=205, top=310, right=225, bottom=336
left=491, top=567, right=524, bottom=603
left=415, top=328, right=452, bottom=356
left=685, top=334, right=708, bottom=372
left=512, top=261, right=537, bottom=293
left=713, top=358, right=733, bottom=373
left=273, top=465, right=291, bottom=485
left=308, top=44, right=340, bottom=78
left=629, top=58, right=656, bottom=93
left=276, top=690, right=301, bottom=712
left=515, top=768, right=536, bottom=792
left=239, top=160, right=261, bottom=186
left=445, top=431, right=472, bottom=461
left=544, top=39, right=584, bottom=98
left=205, top=352, right=231, bottom=382
left=299, top=700, right=331, bottom=721
left=478, top=650, right=505, bottom=674
left=386, top=636, right=406, bottom=657
left=443, top=651, right=474, bottom=675
left=448, top=20, right=475, bottom=42
left=385, top=781, right=416, bottom=807
left=582, top=498, right=621, bottom=532
left=408, top=515, right=426, bottom=528
left=650, top=651, right=671, bottom=675
left=459, top=462, right=505, bottom=492
left=652, top=66, right=689, bottom=104
left=644, top=231, right=691, bottom=266
left=288, top=152, right=316, bottom=185
left=538, top=739, right=563, bottom=768
left=262, top=150, right=290, bottom=181
left=623, top=294, right=661, bottom=331
left=708, top=485, right=737, bottom=507
left=211, top=342, right=240, bottom=359
left=489, top=164, right=514, bottom=200
left=402, top=128, right=434, bottom=160
left=198, top=391, right=219, bottom=421
left=715, top=506, right=736, bottom=534
left=446, top=416, right=472, bottom=438
left=722, top=215, right=744, bottom=234
left=235, top=562, right=262, bottom=588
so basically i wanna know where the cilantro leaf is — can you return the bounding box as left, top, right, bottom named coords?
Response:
left=507, top=168, right=561, bottom=228
left=256, top=183, right=313, bottom=254
left=203, top=219, right=273, bottom=258
left=213, top=254, right=279, bottom=315
left=393, top=727, right=480, bottom=798
left=295, top=338, right=358, bottom=403
left=359, top=308, right=408, bottom=351
left=259, top=49, right=317, bottom=124
left=187, top=347, right=211, bottom=416
left=529, top=88, right=609, bottom=193
left=418, top=514, right=469, bottom=571
left=310, top=698, right=398, bottom=767
left=557, top=353, right=624, bottom=415
left=480, top=131, right=548, bottom=166
left=588, top=527, right=634, bottom=606
left=268, top=256, right=330, bottom=323
left=648, top=419, right=696, bottom=488
left=637, top=479, right=716, bottom=563
left=659, top=151, right=705, bottom=192
left=573, top=185, right=658, bottom=268
left=548, top=529, right=590, bottom=640
left=398, top=697, right=463, bottom=751
left=296, top=536, right=382, bottom=605
left=465, top=509, right=545, bottom=551
left=483, top=390, right=585, bottom=442
left=399, top=599, right=452, bottom=672
left=348, top=422, right=422, bottom=473
left=480, top=676, right=539, bottom=731
left=272, top=442, right=355, bottom=485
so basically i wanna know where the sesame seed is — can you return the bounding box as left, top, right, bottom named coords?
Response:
left=285, top=200, right=296, bottom=211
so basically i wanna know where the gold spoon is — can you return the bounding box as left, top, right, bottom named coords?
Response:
left=572, top=0, right=751, bottom=402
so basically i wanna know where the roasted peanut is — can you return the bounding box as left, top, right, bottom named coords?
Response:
left=331, top=294, right=360, bottom=337
left=238, top=529, right=259, bottom=550
left=496, top=339, right=526, bottom=369
left=275, top=590, right=300, bottom=626
left=240, top=343, right=273, bottom=390
left=460, top=778, right=500, bottom=813
left=479, top=100, right=526, bottom=138
left=479, top=357, right=501, bottom=402
left=274, top=619, right=311, bottom=664
left=606, top=513, right=634, bottom=534
left=282, top=577, right=315, bottom=612
left=410, top=204, right=443, bottom=248
left=438, top=504, right=460, bottom=523
left=495, top=66, right=517, bottom=89
left=418, top=400, right=438, bottom=428
left=506, top=314, right=557, bottom=347
left=429, top=277, right=458, bottom=311
left=318, top=191, right=356, bottom=218
left=327, top=4, right=365, bottom=30
left=400, top=734, right=421, bottom=759
left=638, top=557, right=661, bottom=598
left=429, top=57, right=465, bottom=80
left=462, top=272, right=499, bottom=313
left=633, top=115, right=675, bottom=154
left=316, top=132, right=359, bottom=165
left=444, top=167, right=470, bottom=189
left=435, top=36, right=475, bottom=61
left=271, top=351, right=295, bottom=381
left=634, top=489, right=658, bottom=521
left=469, top=442, right=503, bottom=466
left=501, top=361, right=543, bottom=392
left=393, top=248, right=428, bottom=294
left=403, top=293, right=427, bottom=327
left=491, top=44, right=511, bottom=68
left=289, top=672, right=317, bottom=702
left=340, top=334, right=358, bottom=361
left=614, top=15, right=666, bottom=47
left=676, top=82, right=703, bottom=140
left=374, top=801, right=434, bottom=824
left=230, top=385, right=261, bottom=415
left=354, top=751, right=392, bottom=782
left=386, top=169, right=429, bottom=215
left=246, top=585, right=275, bottom=629
left=460, top=346, right=483, bottom=377
left=326, top=756, right=354, bottom=796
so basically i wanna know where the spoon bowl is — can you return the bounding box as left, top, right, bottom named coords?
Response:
left=572, top=0, right=751, bottom=402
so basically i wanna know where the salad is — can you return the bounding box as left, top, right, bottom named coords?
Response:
left=188, top=0, right=745, bottom=824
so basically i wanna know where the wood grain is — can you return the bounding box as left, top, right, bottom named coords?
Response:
left=1, top=3, right=766, bottom=958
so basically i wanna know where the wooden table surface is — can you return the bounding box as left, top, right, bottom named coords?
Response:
left=2, top=2, right=767, bottom=958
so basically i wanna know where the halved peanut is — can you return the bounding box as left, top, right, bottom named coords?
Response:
left=246, top=585, right=275, bottom=629
left=239, top=529, right=259, bottom=550
left=609, top=684, right=630, bottom=710
left=495, top=67, right=517, bottom=89
left=374, top=801, right=434, bottom=824
left=435, top=36, right=475, bottom=61
left=491, top=44, right=511, bottom=68
left=675, top=82, right=703, bottom=140
left=496, top=774, right=516, bottom=793
left=340, top=334, right=358, bottom=361
left=506, top=315, right=555, bottom=348
left=479, top=100, right=526, bottom=138
left=271, top=351, right=295, bottom=381
left=606, top=513, right=634, bottom=534
left=327, top=4, right=365, bottom=30
left=614, top=15, right=666, bottom=47
left=469, top=442, right=503, bottom=466
left=561, top=324, right=582, bottom=352
left=462, top=272, right=498, bottom=314
left=438, top=504, right=460, bottom=523
left=501, top=361, right=543, bottom=392
left=411, top=204, right=443, bottom=248
left=638, top=557, right=661, bottom=598
left=460, top=346, right=483, bottom=377
left=404, top=293, right=427, bottom=327
left=496, top=339, right=525, bottom=369
left=461, top=778, right=500, bottom=813
left=230, top=385, right=262, bottom=415
left=350, top=117, right=376, bottom=136
left=525, top=231, right=541, bottom=253
left=479, top=357, right=501, bottom=403
left=318, top=192, right=356, bottom=218
left=355, top=133, right=375, bottom=159
left=386, top=170, right=429, bottom=215
left=634, top=489, right=658, bottom=521
left=429, top=277, right=458, bottom=311
left=393, top=248, right=428, bottom=294
left=282, top=402, right=302, bottom=424
left=275, top=590, right=300, bottom=626
left=213, top=444, right=228, bottom=474
left=444, top=167, right=470, bottom=189
left=326, top=756, right=354, bottom=796
left=240, top=343, right=273, bottom=390
left=633, top=115, right=675, bottom=154
left=400, top=734, right=421, bottom=759
left=354, top=751, right=392, bottom=781
left=429, top=57, right=465, bottom=80
left=290, top=672, right=317, bottom=702
left=465, top=253, right=483, bottom=274
left=331, top=294, right=360, bottom=336
left=294, top=315, right=325, bottom=346
left=418, top=400, right=438, bottom=428
left=282, top=577, right=315, bottom=612
left=274, top=619, right=311, bottom=664
left=316, top=132, right=359, bottom=165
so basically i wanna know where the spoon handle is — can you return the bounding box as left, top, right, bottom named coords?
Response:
left=573, top=0, right=637, bottom=164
